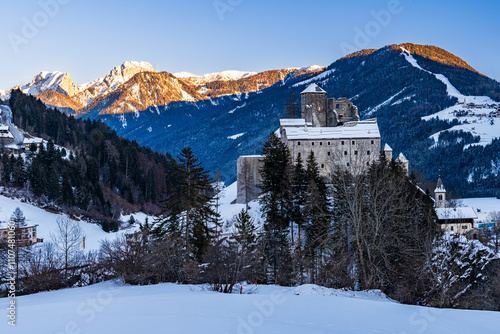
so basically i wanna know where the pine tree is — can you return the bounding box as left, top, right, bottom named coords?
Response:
left=285, top=94, right=300, bottom=119
left=304, top=151, right=331, bottom=284
left=11, top=207, right=27, bottom=228
left=154, top=147, right=218, bottom=262
left=290, top=154, right=308, bottom=244
left=259, top=132, right=293, bottom=284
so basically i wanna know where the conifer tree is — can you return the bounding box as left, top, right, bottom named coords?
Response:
left=303, top=151, right=331, bottom=284
left=154, top=147, right=219, bottom=262
left=259, top=132, right=293, bottom=284
left=285, top=94, right=300, bottom=118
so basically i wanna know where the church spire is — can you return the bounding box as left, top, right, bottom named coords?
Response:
left=434, top=177, right=446, bottom=208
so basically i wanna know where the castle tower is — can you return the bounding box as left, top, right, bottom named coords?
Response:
left=383, top=144, right=393, bottom=161
left=434, top=178, right=446, bottom=208
left=396, top=152, right=409, bottom=175
left=301, top=84, right=328, bottom=127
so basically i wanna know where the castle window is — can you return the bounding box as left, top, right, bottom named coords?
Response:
left=320, top=142, right=323, bottom=146
left=451, top=226, right=454, bottom=231
left=367, top=150, right=370, bottom=155
left=341, top=141, right=345, bottom=145
left=298, top=142, right=301, bottom=146
left=347, top=162, right=350, bottom=167
left=312, top=142, right=314, bottom=146
left=352, top=141, right=355, bottom=145
left=336, top=104, right=339, bottom=109
left=297, top=153, right=301, bottom=159
left=321, top=164, right=324, bottom=168
left=354, top=151, right=358, bottom=155
left=328, top=142, right=331, bottom=145
left=327, top=152, right=331, bottom=156
left=344, top=151, right=347, bottom=156
left=371, top=140, right=374, bottom=145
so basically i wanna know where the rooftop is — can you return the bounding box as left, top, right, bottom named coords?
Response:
left=283, top=120, right=380, bottom=140
left=279, top=119, right=313, bottom=127
left=301, top=83, right=327, bottom=94
left=435, top=207, right=478, bottom=220
left=435, top=177, right=446, bottom=192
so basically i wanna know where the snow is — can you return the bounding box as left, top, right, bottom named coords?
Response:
left=0, top=194, right=132, bottom=252
left=460, top=197, right=500, bottom=223
left=228, top=102, right=246, bottom=114
left=293, top=70, right=335, bottom=87
left=435, top=207, right=478, bottom=220
left=391, top=93, right=416, bottom=106
left=216, top=182, right=263, bottom=233
left=227, top=133, right=245, bottom=140
left=15, top=71, right=69, bottom=96
left=400, top=47, right=500, bottom=149
left=396, top=152, right=408, bottom=163
left=2, top=280, right=500, bottom=333
left=174, top=70, right=257, bottom=82
left=365, top=88, right=406, bottom=116
left=284, top=120, right=380, bottom=140
left=300, top=83, right=327, bottom=94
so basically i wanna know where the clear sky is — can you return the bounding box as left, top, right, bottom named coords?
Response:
left=0, top=0, right=499, bottom=89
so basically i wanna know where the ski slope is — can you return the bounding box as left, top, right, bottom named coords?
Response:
left=400, top=47, right=500, bottom=150
left=1, top=281, right=499, bottom=333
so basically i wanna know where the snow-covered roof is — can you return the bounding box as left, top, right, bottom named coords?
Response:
left=284, top=121, right=380, bottom=140
left=383, top=144, right=392, bottom=151
left=279, top=119, right=313, bottom=127
left=435, top=207, right=478, bottom=220
left=435, top=177, right=446, bottom=192
left=396, top=152, right=408, bottom=162
left=0, top=126, right=13, bottom=138
left=301, top=83, right=326, bottom=94
left=23, top=137, right=43, bottom=144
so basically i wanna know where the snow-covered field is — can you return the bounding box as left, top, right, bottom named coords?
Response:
left=2, top=281, right=500, bottom=333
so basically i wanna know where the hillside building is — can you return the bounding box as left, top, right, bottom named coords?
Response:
left=236, top=83, right=406, bottom=204
left=0, top=224, right=43, bottom=247
left=433, top=178, right=477, bottom=234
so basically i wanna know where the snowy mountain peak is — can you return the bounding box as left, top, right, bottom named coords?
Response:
left=75, top=61, right=157, bottom=105
left=174, top=70, right=257, bottom=83
left=17, top=71, right=78, bottom=97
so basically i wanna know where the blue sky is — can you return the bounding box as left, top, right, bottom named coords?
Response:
left=1, top=0, right=499, bottom=89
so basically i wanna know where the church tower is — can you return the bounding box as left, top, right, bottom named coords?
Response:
left=434, top=178, right=446, bottom=208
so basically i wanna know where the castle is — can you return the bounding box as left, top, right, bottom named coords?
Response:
left=236, top=83, right=408, bottom=204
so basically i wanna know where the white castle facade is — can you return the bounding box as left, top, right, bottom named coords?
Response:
left=236, top=83, right=408, bottom=204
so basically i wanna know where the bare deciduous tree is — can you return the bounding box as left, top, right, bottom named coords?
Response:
left=51, top=216, right=84, bottom=277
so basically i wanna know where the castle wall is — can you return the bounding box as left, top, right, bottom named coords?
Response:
left=287, top=138, right=381, bottom=178
left=236, top=155, right=265, bottom=204
left=327, top=98, right=359, bottom=124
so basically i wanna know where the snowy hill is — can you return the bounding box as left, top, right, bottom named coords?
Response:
left=1, top=280, right=499, bottom=333
left=0, top=194, right=142, bottom=252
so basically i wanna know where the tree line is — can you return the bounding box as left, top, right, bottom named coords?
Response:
left=98, top=134, right=500, bottom=309
left=2, top=132, right=499, bottom=310
left=3, top=90, right=178, bottom=222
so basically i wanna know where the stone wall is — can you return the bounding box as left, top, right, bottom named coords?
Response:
left=301, top=92, right=328, bottom=127
left=287, top=138, right=381, bottom=178
left=236, top=155, right=265, bottom=204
